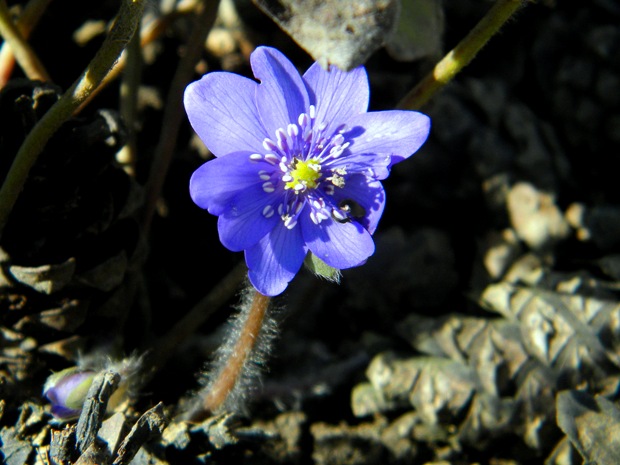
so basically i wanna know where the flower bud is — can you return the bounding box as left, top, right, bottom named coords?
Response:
left=43, top=367, right=96, bottom=421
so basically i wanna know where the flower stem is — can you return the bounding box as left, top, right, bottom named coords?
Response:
left=0, top=0, right=145, bottom=235
left=189, top=289, right=271, bottom=421
left=0, top=0, right=50, bottom=83
left=73, top=0, right=201, bottom=115
left=397, top=0, right=531, bottom=110
left=140, top=0, right=220, bottom=234
left=0, top=0, right=52, bottom=88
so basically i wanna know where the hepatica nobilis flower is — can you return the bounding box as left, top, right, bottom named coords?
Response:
left=185, top=47, right=430, bottom=296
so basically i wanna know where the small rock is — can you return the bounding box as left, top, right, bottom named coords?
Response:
left=507, top=182, right=571, bottom=250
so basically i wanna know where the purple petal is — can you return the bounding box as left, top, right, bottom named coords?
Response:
left=251, top=46, right=310, bottom=137
left=184, top=72, right=267, bottom=156
left=217, top=183, right=280, bottom=251
left=301, top=215, right=375, bottom=269
left=344, top=110, right=431, bottom=169
left=246, top=224, right=307, bottom=296
left=190, top=151, right=272, bottom=216
left=303, top=63, right=369, bottom=135
left=329, top=174, right=385, bottom=234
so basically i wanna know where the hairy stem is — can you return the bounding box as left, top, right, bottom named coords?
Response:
left=141, top=0, right=220, bottom=233
left=189, top=290, right=271, bottom=421
left=398, top=0, right=531, bottom=110
left=0, top=0, right=145, bottom=234
left=0, top=0, right=49, bottom=82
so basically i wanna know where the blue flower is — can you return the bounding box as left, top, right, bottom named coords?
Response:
left=185, top=46, right=431, bottom=296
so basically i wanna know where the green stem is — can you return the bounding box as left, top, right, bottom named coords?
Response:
left=0, top=0, right=145, bottom=235
left=0, top=0, right=50, bottom=82
left=397, top=0, right=531, bottom=110
left=141, top=0, right=220, bottom=234
left=74, top=0, right=200, bottom=115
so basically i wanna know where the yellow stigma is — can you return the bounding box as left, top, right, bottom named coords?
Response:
left=285, top=159, right=321, bottom=191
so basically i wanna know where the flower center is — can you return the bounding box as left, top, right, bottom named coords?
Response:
left=251, top=106, right=358, bottom=228
left=284, top=158, right=321, bottom=192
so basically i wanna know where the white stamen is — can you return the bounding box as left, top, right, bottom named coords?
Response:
left=262, top=182, right=275, bottom=193
left=276, top=128, right=288, bottom=152
left=262, top=205, right=275, bottom=218
left=332, top=134, right=345, bottom=146
left=264, top=154, right=279, bottom=165
left=249, top=153, right=263, bottom=161
left=332, top=209, right=348, bottom=221
left=328, top=171, right=346, bottom=188
left=309, top=105, right=316, bottom=119
left=284, top=216, right=297, bottom=229
left=263, top=138, right=278, bottom=152
left=282, top=174, right=293, bottom=182
left=287, top=124, right=299, bottom=138
left=330, top=148, right=344, bottom=159
left=259, top=173, right=271, bottom=181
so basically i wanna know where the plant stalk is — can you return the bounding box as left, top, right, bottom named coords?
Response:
left=0, top=0, right=145, bottom=235
left=398, top=0, right=531, bottom=110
